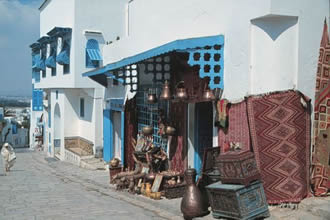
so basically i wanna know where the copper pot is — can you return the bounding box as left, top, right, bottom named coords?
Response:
left=142, top=126, right=153, bottom=135
left=165, top=126, right=176, bottom=136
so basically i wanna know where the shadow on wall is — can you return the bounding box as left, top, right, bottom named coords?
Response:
left=251, top=15, right=298, bottom=41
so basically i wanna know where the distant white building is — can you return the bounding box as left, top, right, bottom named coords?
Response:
left=1, top=117, right=29, bottom=148
left=29, top=0, right=125, bottom=161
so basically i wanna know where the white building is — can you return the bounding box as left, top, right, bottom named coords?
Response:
left=1, top=117, right=29, bottom=148
left=84, top=0, right=329, bottom=171
left=29, top=0, right=127, bottom=161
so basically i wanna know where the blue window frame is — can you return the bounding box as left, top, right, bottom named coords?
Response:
left=86, top=39, right=102, bottom=68
left=57, top=38, right=70, bottom=75
left=33, top=71, right=40, bottom=83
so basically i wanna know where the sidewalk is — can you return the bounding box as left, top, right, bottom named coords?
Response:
left=33, top=150, right=330, bottom=220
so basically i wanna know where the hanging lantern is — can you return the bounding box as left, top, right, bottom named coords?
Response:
left=160, top=80, right=172, bottom=100
left=147, top=88, right=157, bottom=104
left=202, top=88, right=216, bottom=101
left=175, top=81, right=188, bottom=100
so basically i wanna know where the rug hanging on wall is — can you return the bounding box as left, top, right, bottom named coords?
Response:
left=311, top=20, right=330, bottom=196
left=218, top=100, right=251, bottom=153
left=247, top=90, right=311, bottom=204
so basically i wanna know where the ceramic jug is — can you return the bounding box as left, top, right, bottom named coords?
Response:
left=180, top=168, right=209, bottom=220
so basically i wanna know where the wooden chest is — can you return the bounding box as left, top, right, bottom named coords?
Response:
left=216, top=151, right=260, bottom=185
left=206, top=181, right=269, bottom=220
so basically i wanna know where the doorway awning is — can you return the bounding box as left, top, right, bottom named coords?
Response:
left=83, top=35, right=224, bottom=89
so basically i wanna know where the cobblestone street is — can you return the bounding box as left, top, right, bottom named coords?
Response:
left=1, top=149, right=330, bottom=220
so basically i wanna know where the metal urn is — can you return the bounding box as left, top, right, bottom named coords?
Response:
left=160, top=80, right=172, bottom=100
left=181, top=168, right=210, bottom=220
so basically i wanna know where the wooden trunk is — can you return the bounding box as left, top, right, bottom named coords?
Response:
left=206, top=181, right=270, bottom=220
left=216, top=151, right=260, bottom=185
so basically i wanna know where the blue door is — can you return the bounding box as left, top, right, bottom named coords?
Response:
left=103, top=109, right=111, bottom=162
left=194, top=102, right=213, bottom=176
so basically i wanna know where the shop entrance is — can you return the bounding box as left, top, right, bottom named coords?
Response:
left=194, top=102, right=213, bottom=175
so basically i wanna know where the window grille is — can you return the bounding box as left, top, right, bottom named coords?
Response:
left=136, top=84, right=168, bottom=151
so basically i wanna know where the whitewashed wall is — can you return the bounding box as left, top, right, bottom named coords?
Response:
left=74, top=0, right=128, bottom=88
left=103, top=0, right=329, bottom=102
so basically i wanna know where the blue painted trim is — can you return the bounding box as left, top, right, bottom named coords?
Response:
left=194, top=107, right=200, bottom=176
left=83, top=35, right=224, bottom=77
left=121, top=112, right=125, bottom=165
left=107, top=98, right=125, bottom=164
left=105, top=73, right=124, bottom=83
left=103, top=109, right=111, bottom=162
left=109, top=111, right=114, bottom=161
left=109, top=98, right=124, bottom=111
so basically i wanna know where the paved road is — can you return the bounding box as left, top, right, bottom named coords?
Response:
left=0, top=149, right=175, bottom=220
left=1, top=149, right=330, bottom=220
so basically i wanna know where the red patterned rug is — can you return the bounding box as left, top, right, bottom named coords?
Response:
left=247, top=90, right=311, bottom=204
left=218, top=101, right=251, bottom=153
left=311, top=20, right=330, bottom=196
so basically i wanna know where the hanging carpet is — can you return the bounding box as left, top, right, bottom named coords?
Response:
left=124, top=96, right=138, bottom=170
left=311, top=20, right=330, bottom=196
left=168, top=102, right=188, bottom=173
left=247, top=90, right=311, bottom=204
left=218, top=101, right=251, bottom=153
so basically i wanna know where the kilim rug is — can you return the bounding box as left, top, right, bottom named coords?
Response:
left=124, top=96, right=138, bottom=170
left=169, top=102, right=188, bottom=173
left=218, top=101, right=251, bottom=153
left=247, top=90, right=311, bottom=204
left=311, top=20, right=330, bottom=196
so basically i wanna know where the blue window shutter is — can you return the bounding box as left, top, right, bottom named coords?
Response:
left=57, top=41, right=70, bottom=65
left=86, top=39, right=102, bottom=68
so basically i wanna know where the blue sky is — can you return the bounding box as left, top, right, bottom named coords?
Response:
left=0, top=0, right=43, bottom=97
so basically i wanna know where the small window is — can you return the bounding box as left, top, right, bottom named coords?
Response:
left=86, top=39, right=102, bottom=68
left=63, top=64, right=70, bottom=74
left=42, top=70, right=46, bottom=78
left=56, top=90, right=58, bottom=100
left=80, top=98, right=85, bottom=118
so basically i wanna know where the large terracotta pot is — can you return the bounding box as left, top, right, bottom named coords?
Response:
left=181, top=168, right=209, bottom=220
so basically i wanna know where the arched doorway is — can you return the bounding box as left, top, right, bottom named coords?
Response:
left=54, top=103, right=61, bottom=155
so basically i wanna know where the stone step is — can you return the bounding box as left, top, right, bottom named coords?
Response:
left=80, top=157, right=106, bottom=170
